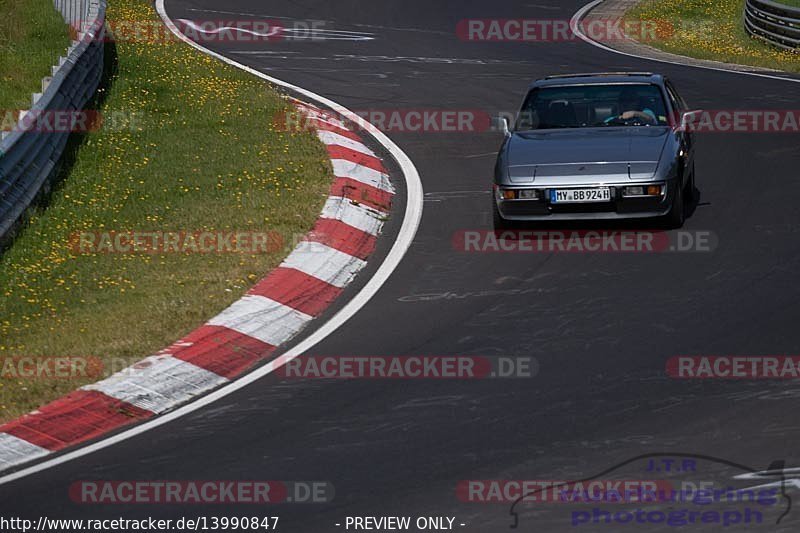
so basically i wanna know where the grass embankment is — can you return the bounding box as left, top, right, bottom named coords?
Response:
left=626, top=0, right=800, bottom=73
left=0, top=0, right=332, bottom=421
left=0, top=0, right=71, bottom=110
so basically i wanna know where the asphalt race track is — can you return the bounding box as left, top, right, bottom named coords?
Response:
left=3, top=1, right=800, bottom=531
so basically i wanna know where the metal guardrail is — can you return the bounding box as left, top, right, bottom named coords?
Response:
left=745, top=0, right=800, bottom=50
left=0, top=0, right=106, bottom=246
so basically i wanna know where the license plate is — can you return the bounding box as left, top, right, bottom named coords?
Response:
left=550, top=188, right=612, bottom=204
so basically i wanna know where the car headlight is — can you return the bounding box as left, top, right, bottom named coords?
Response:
left=622, top=185, right=663, bottom=197
left=497, top=188, right=539, bottom=200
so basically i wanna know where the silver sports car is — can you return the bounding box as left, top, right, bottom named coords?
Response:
left=493, top=72, right=700, bottom=229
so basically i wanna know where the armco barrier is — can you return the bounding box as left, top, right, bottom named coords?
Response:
left=0, top=0, right=106, bottom=246
left=745, top=0, right=800, bottom=51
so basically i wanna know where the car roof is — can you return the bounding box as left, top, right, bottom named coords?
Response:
left=530, top=72, right=665, bottom=89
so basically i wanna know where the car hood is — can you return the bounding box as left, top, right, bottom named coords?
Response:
left=505, top=127, right=670, bottom=183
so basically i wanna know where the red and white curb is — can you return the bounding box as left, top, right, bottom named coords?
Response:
left=0, top=101, right=395, bottom=472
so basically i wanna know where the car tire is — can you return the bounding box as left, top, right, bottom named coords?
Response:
left=685, top=162, right=697, bottom=202
left=663, top=180, right=685, bottom=229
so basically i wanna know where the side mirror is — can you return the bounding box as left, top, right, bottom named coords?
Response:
left=679, top=110, right=703, bottom=132
left=501, top=117, right=511, bottom=137
left=492, top=115, right=512, bottom=137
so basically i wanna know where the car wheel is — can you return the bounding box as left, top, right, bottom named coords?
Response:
left=663, top=181, right=685, bottom=229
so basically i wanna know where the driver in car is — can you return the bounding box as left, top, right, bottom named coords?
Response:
left=605, top=87, right=657, bottom=125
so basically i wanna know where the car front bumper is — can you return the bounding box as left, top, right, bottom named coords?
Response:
left=495, top=181, right=676, bottom=221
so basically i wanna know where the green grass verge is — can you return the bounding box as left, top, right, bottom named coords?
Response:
left=626, top=0, right=800, bottom=73
left=0, top=0, right=71, bottom=110
left=0, top=0, right=332, bottom=421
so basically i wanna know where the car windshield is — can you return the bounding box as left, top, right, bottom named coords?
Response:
left=516, top=84, right=669, bottom=130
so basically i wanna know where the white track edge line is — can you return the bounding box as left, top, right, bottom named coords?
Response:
left=0, top=0, right=424, bottom=486
left=571, top=0, right=800, bottom=84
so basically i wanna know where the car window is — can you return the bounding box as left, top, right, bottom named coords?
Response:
left=665, top=81, right=687, bottom=112
left=664, top=85, right=680, bottom=113
left=517, top=84, right=669, bottom=130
